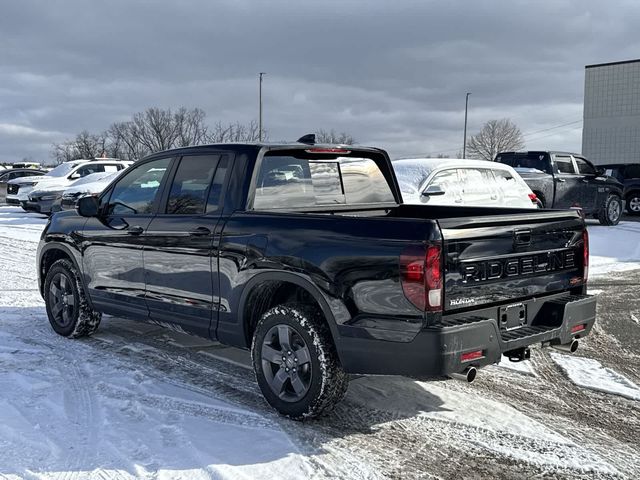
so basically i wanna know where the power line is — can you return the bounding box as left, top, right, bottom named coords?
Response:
left=424, top=118, right=584, bottom=158
left=522, top=119, right=582, bottom=138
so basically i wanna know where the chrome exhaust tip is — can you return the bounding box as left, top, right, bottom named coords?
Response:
left=552, top=339, right=579, bottom=354
left=450, top=366, right=477, bottom=383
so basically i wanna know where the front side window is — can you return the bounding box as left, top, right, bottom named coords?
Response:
left=424, top=169, right=461, bottom=203
left=166, top=155, right=219, bottom=215
left=574, top=157, right=596, bottom=175
left=555, top=156, right=576, bottom=174
left=253, top=153, right=394, bottom=209
left=107, top=158, right=171, bottom=215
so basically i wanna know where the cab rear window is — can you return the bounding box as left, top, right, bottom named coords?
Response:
left=253, top=152, right=395, bottom=209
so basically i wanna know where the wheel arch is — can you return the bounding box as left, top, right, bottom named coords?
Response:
left=39, top=244, right=88, bottom=303
left=238, top=271, right=344, bottom=354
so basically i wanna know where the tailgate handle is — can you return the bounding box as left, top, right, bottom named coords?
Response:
left=513, top=229, right=532, bottom=247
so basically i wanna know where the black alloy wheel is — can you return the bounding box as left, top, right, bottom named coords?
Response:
left=627, top=194, right=640, bottom=215
left=261, top=324, right=312, bottom=402
left=48, top=272, right=77, bottom=329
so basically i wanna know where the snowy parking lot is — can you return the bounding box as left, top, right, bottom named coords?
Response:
left=0, top=206, right=639, bottom=479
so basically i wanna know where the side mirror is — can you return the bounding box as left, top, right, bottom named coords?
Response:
left=595, top=168, right=605, bottom=176
left=76, top=195, right=99, bottom=217
left=69, top=173, right=81, bottom=180
left=422, top=185, right=446, bottom=197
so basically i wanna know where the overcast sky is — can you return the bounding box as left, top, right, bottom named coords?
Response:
left=1, top=0, right=639, bottom=163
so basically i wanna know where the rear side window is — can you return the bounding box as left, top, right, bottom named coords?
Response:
left=253, top=153, right=395, bottom=209
left=555, top=156, right=575, bottom=174
left=166, top=155, right=219, bottom=215
left=496, top=153, right=552, bottom=174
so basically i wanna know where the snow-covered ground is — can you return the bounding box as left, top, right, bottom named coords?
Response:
left=0, top=207, right=638, bottom=479
left=588, top=220, right=640, bottom=278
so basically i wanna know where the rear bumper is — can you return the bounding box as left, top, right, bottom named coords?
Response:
left=336, top=294, right=596, bottom=377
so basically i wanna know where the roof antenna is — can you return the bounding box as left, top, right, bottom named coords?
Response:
left=297, top=133, right=316, bottom=145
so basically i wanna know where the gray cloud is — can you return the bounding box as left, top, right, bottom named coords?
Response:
left=1, top=0, right=639, bottom=163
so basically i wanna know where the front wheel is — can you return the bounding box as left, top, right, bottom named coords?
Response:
left=598, top=194, right=622, bottom=225
left=626, top=193, right=640, bottom=216
left=251, top=303, right=348, bottom=419
left=44, top=259, right=102, bottom=338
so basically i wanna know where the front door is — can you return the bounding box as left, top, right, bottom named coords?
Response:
left=573, top=156, right=600, bottom=213
left=144, top=153, right=230, bottom=337
left=82, top=157, right=173, bottom=319
left=552, top=154, right=582, bottom=209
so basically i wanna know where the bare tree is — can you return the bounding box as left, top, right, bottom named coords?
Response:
left=52, top=107, right=266, bottom=163
left=206, top=120, right=264, bottom=143
left=314, top=129, right=355, bottom=145
left=466, top=119, right=525, bottom=161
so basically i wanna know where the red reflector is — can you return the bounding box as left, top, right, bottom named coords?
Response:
left=571, top=324, right=586, bottom=333
left=305, top=148, right=351, bottom=154
left=528, top=192, right=537, bottom=202
left=582, top=228, right=589, bottom=283
left=461, top=350, right=484, bottom=362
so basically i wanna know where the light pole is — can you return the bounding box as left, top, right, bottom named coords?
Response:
left=259, top=72, right=266, bottom=141
left=462, top=92, right=471, bottom=159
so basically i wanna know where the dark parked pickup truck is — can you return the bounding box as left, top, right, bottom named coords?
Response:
left=37, top=140, right=596, bottom=419
left=495, top=151, right=624, bottom=225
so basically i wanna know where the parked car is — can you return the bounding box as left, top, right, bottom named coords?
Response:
left=495, top=151, right=624, bottom=225
left=37, top=139, right=595, bottom=419
left=55, top=171, right=123, bottom=211
left=393, top=158, right=539, bottom=208
left=0, top=168, right=48, bottom=203
left=13, top=159, right=132, bottom=212
left=599, top=163, right=640, bottom=215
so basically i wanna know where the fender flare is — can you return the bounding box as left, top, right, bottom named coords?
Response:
left=39, top=243, right=94, bottom=308
left=237, top=270, right=345, bottom=349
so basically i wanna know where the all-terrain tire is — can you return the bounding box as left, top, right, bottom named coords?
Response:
left=626, top=192, right=640, bottom=216
left=44, top=258, right=102, bottom=338
left=597, top=194, right=622, bottom=226
left=251, top=303, right=349, bottom=420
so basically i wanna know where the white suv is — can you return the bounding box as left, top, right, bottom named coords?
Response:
left=393, top=158, right=539, bottom=209
left=7, top=159, right=132, bottom=211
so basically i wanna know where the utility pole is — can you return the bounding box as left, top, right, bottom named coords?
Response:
left=462, top=92, right=471, bottom=159
left=259, top=72, right=266, bottom=141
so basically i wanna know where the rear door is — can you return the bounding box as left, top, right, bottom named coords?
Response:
left=439, top=211, right=585, bottom=312
left=457, top=168, right=499, bottom=206
left=144, top=153, right=231, bottom=337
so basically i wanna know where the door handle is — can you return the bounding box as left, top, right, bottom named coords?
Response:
left=189, top=226, right=212, bottom=236
left=556, top=178, right=566, bottom=183
left=582, top=179, right=589, bottom=183
left=127, top=225, right=144, bottom=235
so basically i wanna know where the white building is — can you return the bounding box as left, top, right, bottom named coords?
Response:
left=582, top=59, right=640, bottom=165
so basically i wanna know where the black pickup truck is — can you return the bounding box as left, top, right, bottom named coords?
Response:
left=37, top=139, right=596, bottom=419
left=496, top=151, right=624, bottom=225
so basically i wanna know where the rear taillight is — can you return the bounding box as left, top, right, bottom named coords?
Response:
left=400, top=244, right=443, bottom=312
left=582, top=228, right=589, bottom=283
left=528, top=192, right=538, bottom=203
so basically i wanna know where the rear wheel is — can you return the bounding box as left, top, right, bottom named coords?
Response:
left=251, top=303, right=348, bottom=419
left=44, top=259, right=101, bottom=337
left=626, top=193, right=640, bottom=216
left=598, top=194, right=622, bottom=226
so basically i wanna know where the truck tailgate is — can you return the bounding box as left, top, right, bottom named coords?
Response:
left=439, top=210, right=586, bottom=312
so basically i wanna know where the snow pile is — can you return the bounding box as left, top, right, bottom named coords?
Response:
left=588, top=221, right=640, bottom=278
left=550, top=352, right=640, bottom=401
